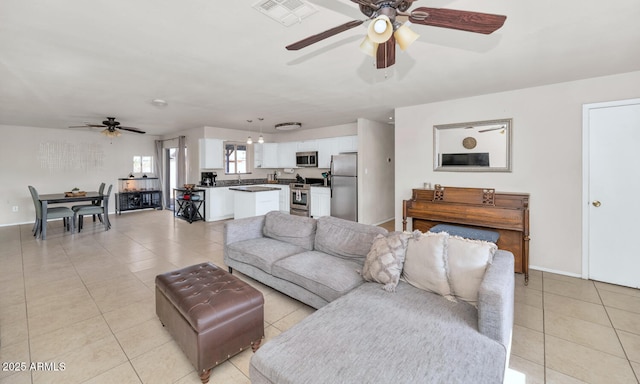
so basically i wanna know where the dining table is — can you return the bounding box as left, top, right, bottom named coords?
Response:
left=38, top=191, right=109, bottom=239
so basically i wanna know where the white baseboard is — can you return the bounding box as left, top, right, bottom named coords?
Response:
left=529, top=265, right=584, bottom=279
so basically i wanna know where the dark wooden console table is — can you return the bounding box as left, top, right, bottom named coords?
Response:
left=402, top=185, right=530, bottom=284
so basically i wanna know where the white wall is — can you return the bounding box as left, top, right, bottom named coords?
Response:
left=0, top=125, right=159, bottom=226
left=358, top=118, right=395, bottom=225
left=395, top=70, right=640, bottom=276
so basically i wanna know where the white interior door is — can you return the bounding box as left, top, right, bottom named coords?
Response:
left=584, top=98, right=640, bottom=288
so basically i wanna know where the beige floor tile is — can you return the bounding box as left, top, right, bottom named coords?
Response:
left=545, top=368, right=589, bottom=384
left=174, top=361, right=250, bottom=384
left=0, top=316, right=28, bottom=348
left=544, top=310, right=624, bottom=357
left=518, top=270, right=542, bottom=291
left=0, top=341, right=30, bottom=381
left=272, top=305, right=316, bottom=332
left=514, top=302, right=544, bottom=332
left=0, top=371, right=32, bottom=384
left=608, top=307, right=640, bottom=335
left=130, top=341, right=194, bottom=384
left=631, top=361, right=640, bottom=381
left=263, top=290, right=304, bottom=324
left=87, top=275, right=153, bottom=313
left=115, top=318, right=173, bottom=359
left=27, top=295, right=101, bottom=337
left=507, top=355, right=544, bottom=384
left=545, top=334, right=636, bottom=384
left=600, top=289, right=640, bottom=314
left=595, top=281, right=640, bottom=298
left=511, top=324, right=544, bottom=365
left=82, top=362, right=142, bottom=384
left=29, top=315, right=112, bottom=362
left=102, top=298, right=157, bottom=333
left=544, top=292, right=611, bottom=327
left=544, top=277, right=601, bottom=304
left=618, top=330, right=640, bottom=364
left=0, top=301, right=26, bottom=325
left=32, top=335, right=128, bottom=384
left=515, top=283, right=543, bottom=309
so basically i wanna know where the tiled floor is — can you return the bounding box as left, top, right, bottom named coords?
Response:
left=0, top=211, right=638, bottom=384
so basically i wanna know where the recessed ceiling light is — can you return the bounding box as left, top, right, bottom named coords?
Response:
left=151, top=99, right=168, bottom=107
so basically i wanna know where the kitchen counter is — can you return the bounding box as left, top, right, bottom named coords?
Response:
left=229, top=186, right=281, bottom=193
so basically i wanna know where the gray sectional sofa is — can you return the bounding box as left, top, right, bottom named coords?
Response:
left=223, top=211, right=514, bottom=384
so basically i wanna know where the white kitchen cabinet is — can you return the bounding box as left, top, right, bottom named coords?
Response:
left=277, top=142, right=297, bottom=168
left=232, top=189, right=279, bottom=219
left=317, top=138, right=333, bottom=168
left=334, top=135, right=358, bottom=153
left=310, top=186, right=331, bottom=218
left=261, top=143, right=279, bottom=168
left=199, top=139, right=224, bottom=169
left=258, top=184, right=289, bottom=213
left=296, top=140, right=318, bottom=151
left=317, top=135, right=358, bottom=168
left=205, top=187, right=234, bottom=221
left=254, top=143, right=263, bottom=168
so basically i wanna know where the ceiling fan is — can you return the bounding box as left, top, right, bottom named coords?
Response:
left=69, top=117, right=146, bottom=137
left=286, top=0, right=507, bottom=69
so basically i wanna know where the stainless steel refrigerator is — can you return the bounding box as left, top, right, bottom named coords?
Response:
left=330, top=153, right=357, bottom=221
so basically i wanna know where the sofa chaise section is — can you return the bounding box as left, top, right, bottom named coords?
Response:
left=250, top=251, right=515, bottom=384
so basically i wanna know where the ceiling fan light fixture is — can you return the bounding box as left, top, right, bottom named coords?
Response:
left=367, top=15, right=393, bottom=43
left=101, top=129, right=121, bottom=138
left=359, top=36, right=379, bottom=57
left=394, top=21, right=420, bottom=51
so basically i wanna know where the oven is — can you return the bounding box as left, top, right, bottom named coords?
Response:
left=290, top=183, right=311, bottom=216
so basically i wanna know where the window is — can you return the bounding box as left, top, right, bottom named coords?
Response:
left=224, top=142, right=250, bottom=174
left=133, top=155, right=154, bottom=174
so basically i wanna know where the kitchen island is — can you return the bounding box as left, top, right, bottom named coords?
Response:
left=230, top=186, right=281, bottom=219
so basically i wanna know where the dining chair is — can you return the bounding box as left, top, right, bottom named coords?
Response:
left=28, top=185, right=75, bottom=238
left=72, top=182, right=106, bottom=223
left=73, top=184, right=112, bottom=232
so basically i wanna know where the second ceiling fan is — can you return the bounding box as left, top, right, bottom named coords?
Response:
left=286, top=0, right=507, bottom=68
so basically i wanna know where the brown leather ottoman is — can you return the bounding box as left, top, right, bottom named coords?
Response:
left=155, top=262, right=264, bottom=383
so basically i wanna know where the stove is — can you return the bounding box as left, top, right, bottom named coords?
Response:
left=289, top=183, right=310, bottom=217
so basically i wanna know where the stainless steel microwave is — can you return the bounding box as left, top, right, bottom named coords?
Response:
left=296, top=151, right=318, bottom=167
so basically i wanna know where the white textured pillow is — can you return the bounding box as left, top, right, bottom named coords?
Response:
left=361, top=232, right=410, bottom=292
left=402, top=231, right=453, bottom=299
left=446, top=235, right=497, bottom=305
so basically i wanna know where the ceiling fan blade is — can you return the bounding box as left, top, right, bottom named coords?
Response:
left=118, top=126, right=146, bottom=134
left=376, top=36, right=396, bottom=69
left=286, top=20, right=364, bottom=50
left=410, top=7, right=506, bottom=34
left=69, top=124, right=105, bottom=128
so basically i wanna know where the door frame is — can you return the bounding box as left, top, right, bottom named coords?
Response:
left=581, top=97, right=640, bottom=279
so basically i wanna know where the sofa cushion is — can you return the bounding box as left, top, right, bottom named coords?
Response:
left=272, top=251, right=364, bottom=302
left=263, top=211, right=317, bottom=250
left=361, top=232, right=410, bottom=292
left=250, top=281, right=506, bottom=384
left=447, top=236, right=497, bottom=306
left=402, top=231, right=453, bottom=299
left=226, top=237, right=306, bottom=274
left=314, top=216, right=387, bottom=260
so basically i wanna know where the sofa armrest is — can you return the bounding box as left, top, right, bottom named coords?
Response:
left=477, top=250, right=514, bottom=350
left=224, top=215, right=266, bottom=246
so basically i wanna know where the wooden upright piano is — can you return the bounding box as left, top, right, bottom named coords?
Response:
left=403, top=185, right=530, bottom=284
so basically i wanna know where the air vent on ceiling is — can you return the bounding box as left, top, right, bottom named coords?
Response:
left=253, top=0, right=317, bottom=27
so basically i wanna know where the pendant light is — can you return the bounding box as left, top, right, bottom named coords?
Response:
left=246, top=119, right=253, bottom=144
left=258, top=117, right=265, bottom=144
